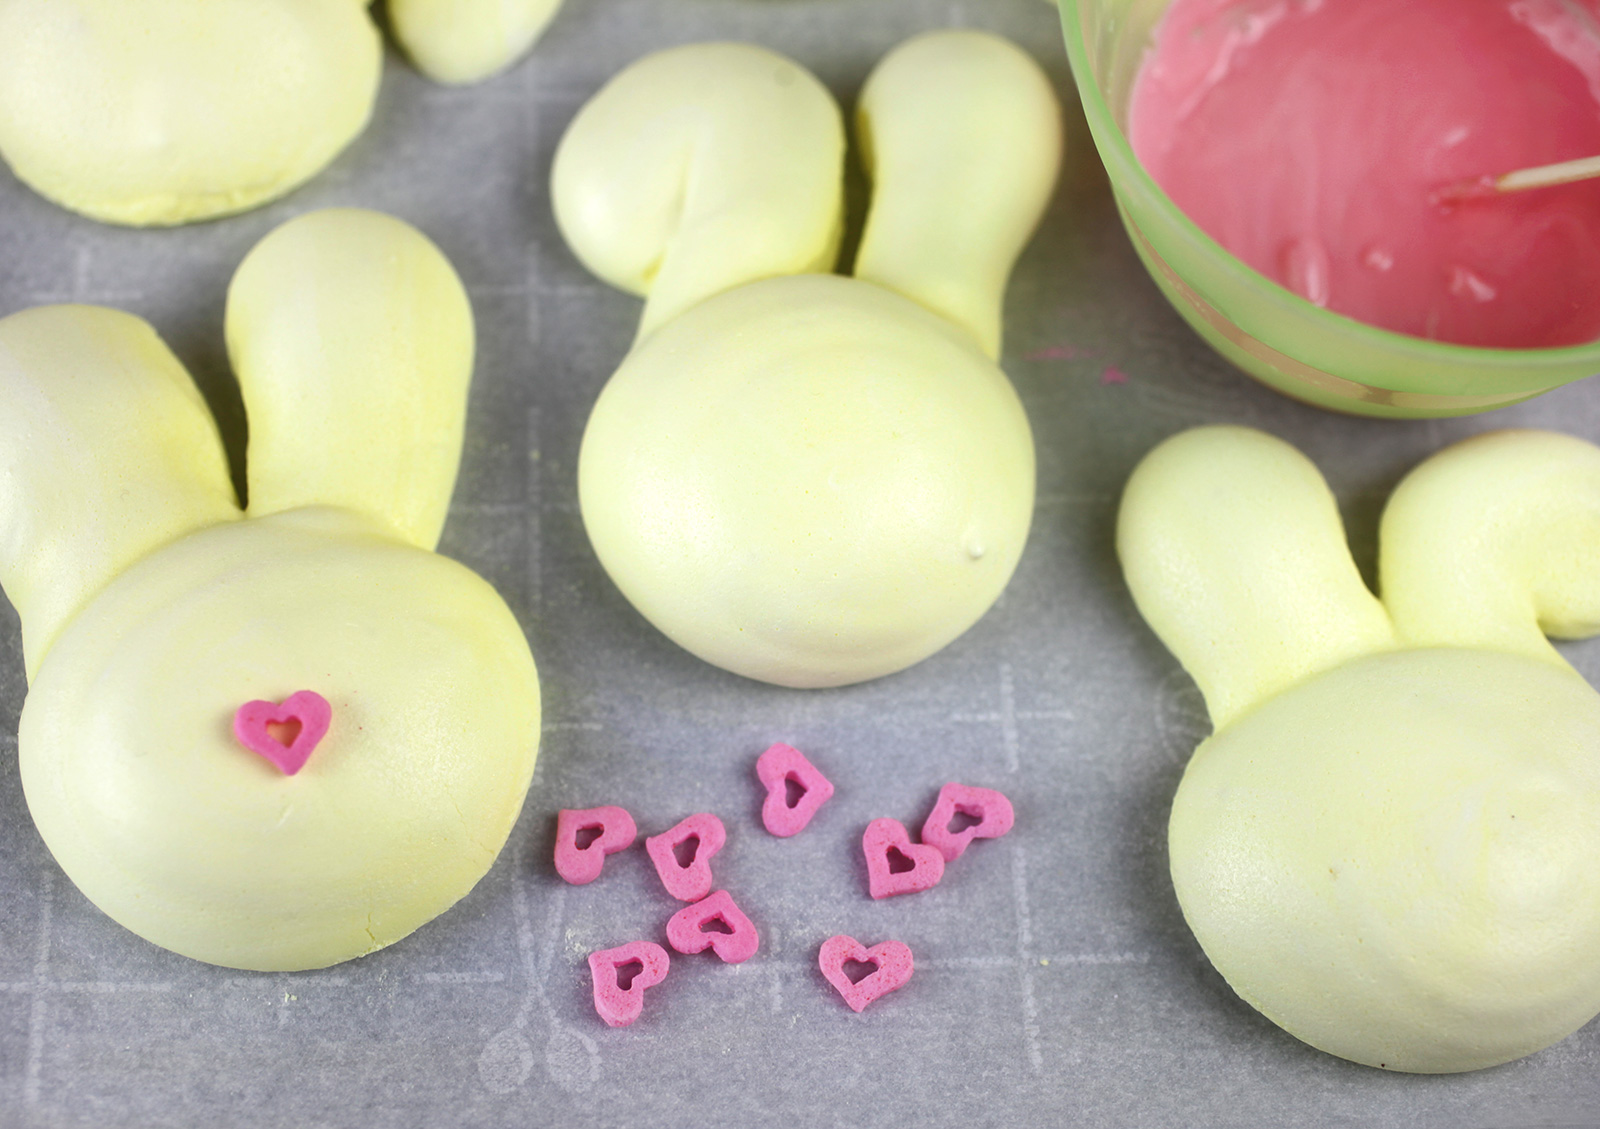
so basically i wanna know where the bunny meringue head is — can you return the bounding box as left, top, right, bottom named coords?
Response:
left=389, top=0, right=565, bottom=86
left=0, top=209, right=541, bottom=971
left=552, top=32, right=1061, bottom=688
left=1118, top=425, right=1600, bottom=1072
left=0, top=0, right=381, bottom=226
left=0, top=0, right=563, bottom=225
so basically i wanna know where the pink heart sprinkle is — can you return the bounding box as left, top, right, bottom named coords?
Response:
left=756, top=742, right=834, bottom=837
left=554, top=806, right=638, bottom=885
left=818, top=935, right=914, bottom=1013
left=588, top=940, right=671, bottom=1028
left=646, top=812, right=727, bottom=902
left=862, top=817, right=945, bottom=899
left=665, top=889, right=760, bottom=964
left=919, top=783, right=1015, bottom=863
left=232, top=691, right=331, bottom=776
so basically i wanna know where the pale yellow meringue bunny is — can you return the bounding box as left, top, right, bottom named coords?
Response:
left=553, top=32, right=1061, bottom=688
left=390, top=0, right=565, bottom=85
left=1118, top=425, right=1600, bottom=1072
left=0, top=0, right=562, bottom=225
left=0, top=208, right=541, bottom=970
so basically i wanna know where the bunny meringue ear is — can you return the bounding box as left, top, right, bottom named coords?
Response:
left=225, top=208, right=474, bottom=550
left=551, top=42, right=845, bottom=342
left=851, top=31, right=1061, bottom=359
left=1118, top=427, right=1396, bottom=730
left=0, top=306, right=239, bottom=676
left=1380, top=430, right=1600, bottom=667
left=389, top=0, right=562, bottom=85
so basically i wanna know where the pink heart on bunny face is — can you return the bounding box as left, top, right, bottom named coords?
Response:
left=818, top=935, right=914, bottom=1012
left=233, top=691, right=332, bottom=776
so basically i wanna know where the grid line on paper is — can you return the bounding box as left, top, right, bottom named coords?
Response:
left=216, top=974, right=353, bottom=1029
left=943, top=663, right=1054, bottom=1070
left=685, top=953, right=1153, bottom=974
left=475, top=835, right=599, bottom=1096
left=1014, top=843, right=1044, bottom=1071
left=4, top=982, right=175, bottom=994
left=465, top=283, right=531, bottom=297
left=1033, top=490, right=1115, bottom=510
left=522, top=210, right=545, bottom=352
left=419, top=79, right=534, bottom=107
left=1036, top=952, right=1153, bottom=966
left=26, top=245, right=144, bottom=307
left=527, top=406, right=543, bottom=612
left=526, top=280, right=607, bottom=300
left=759, top=953, right=1136, bottom=973
left=417, top=971, right=507, bottom=985
left=949, top=663, right=1074, bottom=771
left=1002, top=661, right=1047, bottom=1072
left=1000, top=663, right=1021, bottom=772
left=22, top=867, right=54, bottom=1107
left=451, top=502, right=529, bottom=515
left=769, top=963, right=784, bottom=1014
left=1, top=868, right=181, bottom=1109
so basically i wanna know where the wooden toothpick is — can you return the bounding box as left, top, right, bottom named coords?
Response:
left=1435, top=154, right=1600, bottom=204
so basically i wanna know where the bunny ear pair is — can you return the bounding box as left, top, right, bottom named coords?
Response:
left=1118, top=426, right=1600, bottom=730
left=551, top=31, right=1061, bottom=356
left=0, top=208, right=473, bottom=676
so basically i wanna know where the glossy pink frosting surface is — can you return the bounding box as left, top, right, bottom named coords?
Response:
left=1128, top=0, right=1600, bottom=347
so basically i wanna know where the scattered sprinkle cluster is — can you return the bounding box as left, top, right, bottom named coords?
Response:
left=554, top=743, right=1013, bottom=1026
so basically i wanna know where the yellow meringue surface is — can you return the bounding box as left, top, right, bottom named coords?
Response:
left=0, top=209, right=541, bottom=970
left=390, top=0, right=565, bottom=85
left=226, top=208, right=475, bottom=551
left=0, top=0, right=381, bottom=226
left=20, top=509, right=539, bottom=972
left=552, top=41, right=847, bottom=342
left=0, top=306, right=241, bottom=676
left=579, top=274, right=1034, bottom=688
left=1118, top=425, right=1600, bottom=1072
left=556, top=32, right=1060, bottom=687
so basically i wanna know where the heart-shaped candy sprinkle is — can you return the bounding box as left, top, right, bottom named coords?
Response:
left=665, top=889, right=760, bottom=964
left=862, top=817, right=945, bottom=899
left=554, top=806, right=638, bottom=884
left=646, top=812, right=727, bottom=902
left=818, top=935, right=914, bottom=1013
left=756, top=742, right=834, bottom=837
left=920, top=783, right=1015, bottom=862
left=588, top=940, right=671, bottom=1028
left=232, top=690, right=331, bottom=776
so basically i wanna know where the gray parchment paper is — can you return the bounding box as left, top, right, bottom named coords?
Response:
left=1, top=2, right=1598, bottom=1127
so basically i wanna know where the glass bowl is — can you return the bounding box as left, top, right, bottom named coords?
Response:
left=1057, top=0, right=1600, bottom=418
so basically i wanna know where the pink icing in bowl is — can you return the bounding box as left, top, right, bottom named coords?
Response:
left=1057, top=0, right=1600, bottom=417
